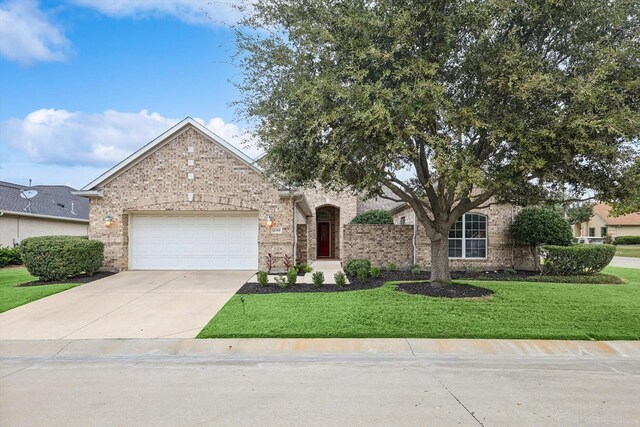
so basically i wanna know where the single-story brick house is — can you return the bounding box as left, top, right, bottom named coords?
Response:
left=75, top=117, right=533, bottom=271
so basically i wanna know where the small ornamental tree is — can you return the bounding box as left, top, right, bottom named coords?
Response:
left=350, top=209, right=394, bottom=225
left=565, top=204, right=594, bottom=225
left=511, top=207, right=573, bottom=271
left=233, top=0, right=640, bottom=285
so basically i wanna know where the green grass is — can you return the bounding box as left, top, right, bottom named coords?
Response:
left=0, top=267, right=78, bottom=313
left=198, top=267, right=640, bottom=340
left=616, top=245, right=640, bottom=258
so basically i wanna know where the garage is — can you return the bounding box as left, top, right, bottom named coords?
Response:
left=129, top=213, right=259, bottom=270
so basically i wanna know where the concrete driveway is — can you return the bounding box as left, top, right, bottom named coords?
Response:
left=610, top=256, right=640, bottom=269
left=0, top=270, right=251, bottom=340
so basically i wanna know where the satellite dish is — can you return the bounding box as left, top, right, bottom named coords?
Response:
left=20, top=190, right=38, bottom=199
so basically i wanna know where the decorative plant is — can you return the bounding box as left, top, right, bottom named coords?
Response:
left=385, top=262, right=397, bottom=272
left=283, top=253, right=293, bottom=271
left=297, top=262, right=313, bottom=273
left=356, top=267, right=368, bottom=281
left=371, top=266, right=381, bottom=278
left=287, top=267, right=298, bottom=286
left=411, top=267, right=421, bottom=275
left=334, top=271, right=347, bottom=287
left=265, top=253, right=274, bottom=274
left=257, top=271, right=269, bottom=286
left=274, top=275, right=287, bottom=288
left=312, top=271, right=325, bottom=286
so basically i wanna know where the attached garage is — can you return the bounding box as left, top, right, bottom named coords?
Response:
left=129, top=213, right=259, bottom=270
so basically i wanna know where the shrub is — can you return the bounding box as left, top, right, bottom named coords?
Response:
left=504, top=268, right=517, bottom=276
left=312, top=271, right=325, bottom=286
left=350, top=209, right=393, bottom=224
left=385, top=262, right=397, bottom=271
left=257, top=271, right=269, bottom=286
left=346, top=258, right=371, bottom=276
left=265, top=253, right=274, bottom=274
left=511, top=207, right=574, bottom=270
left=274, top=275, right=288, bottom=288
left=283, top=254, right=293, bottom=271
left=409, top=263, right=420, bottom=271
left=0, top=245, right=22, bottom=267
left=334, top=271, right=347, bottom=286
left=371, top=266, right=381, bottom=278
left=525, top=273, right=624, bottom=284
left=356, top=267, right=368, bottom=281
left=411, top=267, right=421, bottom=275
left=541, top=244, right=616, bottom=276
left=613, top=236, right=640, bottom=245
left=20, top=236, right=104, bottom=281
left=297, top=262, right=313, bottom=273
left=287, top=267, right=298, bottom=286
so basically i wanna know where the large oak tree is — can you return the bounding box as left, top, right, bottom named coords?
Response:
left=233, top=0, right=640, bottom=284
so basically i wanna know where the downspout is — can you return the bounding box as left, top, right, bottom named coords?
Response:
left=293, top=196, right=304, bottom=265
left=413, top=213, right=417, bottom=265
left=510, top=205, right=515, bottom=268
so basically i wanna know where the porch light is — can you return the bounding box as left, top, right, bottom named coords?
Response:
left=104, top=214, right=113, bottom=227
left=265, top=214, right=274, bottom=227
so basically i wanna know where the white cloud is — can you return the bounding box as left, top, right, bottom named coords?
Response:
left=0, top=0, right=70, bottom=65
left=70, top=0, right=243, bottom=26
left=0, top=109, right=261, bottom=169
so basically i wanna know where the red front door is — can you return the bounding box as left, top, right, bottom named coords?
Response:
left=317, top=222, right=331, bottom=257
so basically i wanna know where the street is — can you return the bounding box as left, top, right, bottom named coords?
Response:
left=1, top=340, right=639, bottom=426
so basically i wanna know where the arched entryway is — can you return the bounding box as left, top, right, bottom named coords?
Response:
left=315, top=205, right=340, bottom=259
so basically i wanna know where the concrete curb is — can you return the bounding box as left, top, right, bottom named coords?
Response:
left=1, top=338, right=639, bottom=359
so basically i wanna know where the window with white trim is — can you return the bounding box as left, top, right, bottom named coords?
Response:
left=448, top=213, right=487, bottom=258
left=400, top=216, right=406, bottom=225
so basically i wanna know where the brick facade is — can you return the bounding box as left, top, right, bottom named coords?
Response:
left=88, top=125, right=296, bottom=271
left=296, top=224, right=308, bottom=263
left=345, top=202, right=535, bottom=270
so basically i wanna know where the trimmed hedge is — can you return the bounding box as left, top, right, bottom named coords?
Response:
left=20, top=236, right=104, bottom=281
left=346, top=258, right=371, bottom=275
left=613, top=236, right=640, bottom=245
left=524, top=273, right=624, bottom=284
left=350, top=209, right=394, bottom=224
left=542, top=244, right=615, bottom=276
left=0, top=245, right=22, bottom=267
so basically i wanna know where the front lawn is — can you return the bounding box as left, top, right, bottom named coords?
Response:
left=0, top=267, right=78, bottom=313
left=198, top=267, right=640, bottom=340
left=616, top=245, right=640, bottom=258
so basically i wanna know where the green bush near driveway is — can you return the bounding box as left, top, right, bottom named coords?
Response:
left=20, top=236, right=104, bottom=281
left=0, top=267, right=77, bottom=313
left=542, top=244, right=616, bottom=275
left=198, top=267, right=639, bottom=340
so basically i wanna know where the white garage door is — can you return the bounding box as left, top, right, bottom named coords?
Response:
left=130, top=213, right=258, bottom=270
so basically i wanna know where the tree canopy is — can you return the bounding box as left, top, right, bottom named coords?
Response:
left=234, top=0, right=640, bottom=282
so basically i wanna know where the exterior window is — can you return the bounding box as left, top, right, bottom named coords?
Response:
left=600, top=227, right=607, bottom=237
left=400, top=216, right=406, bottom=225
left=448, top=213, right=487, bottom=258
left=588, top=227, right=595, bottom=237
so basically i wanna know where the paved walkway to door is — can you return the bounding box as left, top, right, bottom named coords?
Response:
left=0, top=270, right=251, bottom=340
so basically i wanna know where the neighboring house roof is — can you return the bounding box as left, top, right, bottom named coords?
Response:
left=593, top=203, right=640, bottom=226
left=0, top=181, right=89, bottom=222
left=79, top=117, right=261, bottom=192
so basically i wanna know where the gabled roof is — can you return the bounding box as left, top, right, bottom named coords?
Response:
left=593, top=203, right=640, bottom=226
left=0, top=181, right=89, bottom=222
left=80, top=117, right=261, bottom=191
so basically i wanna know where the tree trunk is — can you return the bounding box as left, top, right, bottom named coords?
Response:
left=531, top=244, right=540, bottom=272
left=429, top=236, right=451, bottom=286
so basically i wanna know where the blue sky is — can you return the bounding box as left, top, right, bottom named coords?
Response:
left=0, top=0, right=257, bottom=188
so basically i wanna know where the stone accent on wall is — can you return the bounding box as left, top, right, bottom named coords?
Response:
left=296, top=224, right=307, bottom=263
left=302, top=186, right=358, bottom=261
left=88, top=125, right=295, bottom=271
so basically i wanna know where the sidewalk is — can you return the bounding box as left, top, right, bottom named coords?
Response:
left=2, top=338, right=639, bottom=359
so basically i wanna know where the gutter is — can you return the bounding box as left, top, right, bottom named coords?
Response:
left=71, top=189, right=104, bottom=198
left=278, top=190, right=312, bottom=217
left=0, top=210, right=89, bottom=223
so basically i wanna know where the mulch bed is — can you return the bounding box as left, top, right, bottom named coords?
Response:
left=238, top=274, right=388, bottom=294
left=396, top=282, right=494, bottom=298
left=18, top=271, right=116, bottom=287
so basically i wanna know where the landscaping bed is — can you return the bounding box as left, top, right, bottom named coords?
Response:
left=396, top=281, right=494, bottom=298
left=18, top=271, right=115, bottom=287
